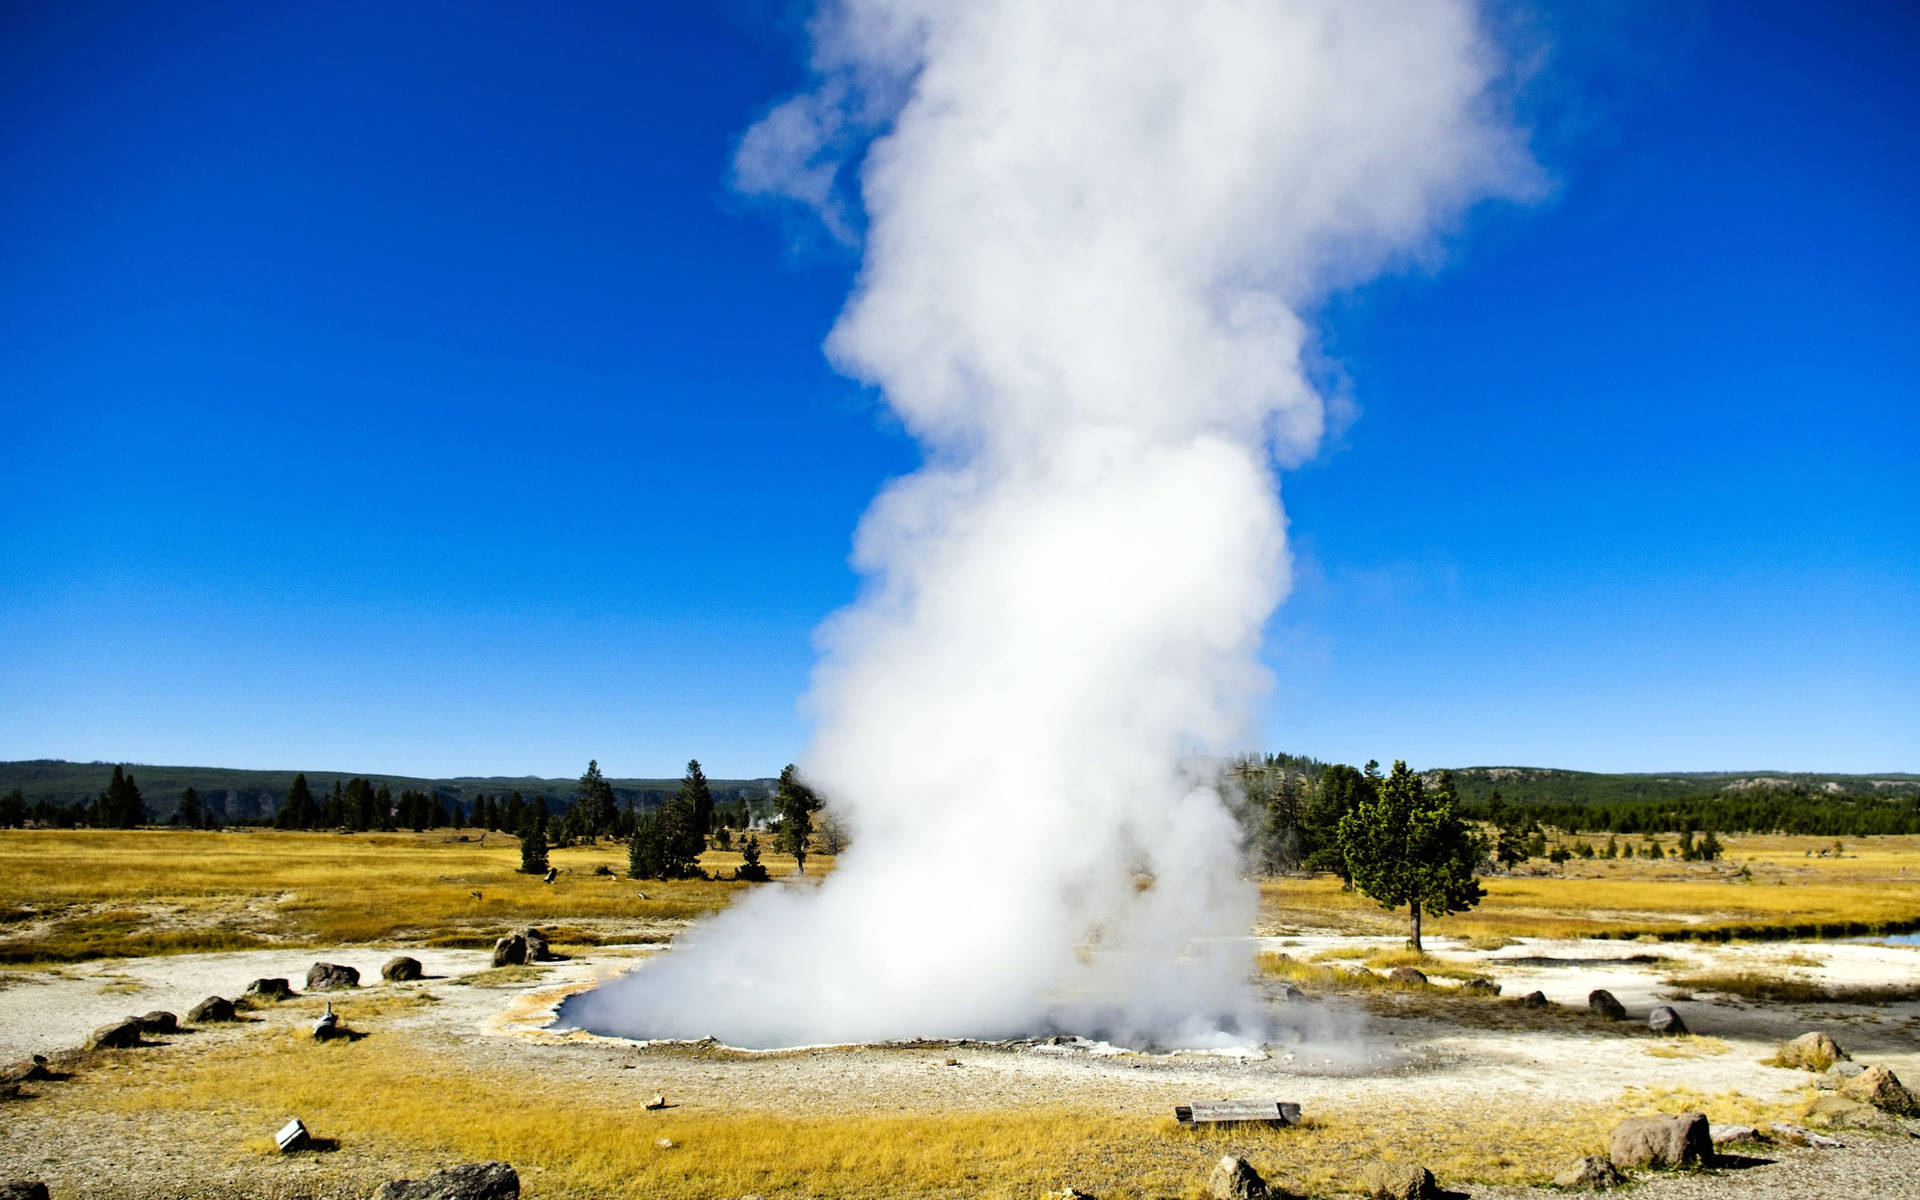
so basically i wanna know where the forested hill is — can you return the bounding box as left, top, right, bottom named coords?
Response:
left=1443, top=767, right=1920, bottom=806
left=0, top=760, right=777, bottom=824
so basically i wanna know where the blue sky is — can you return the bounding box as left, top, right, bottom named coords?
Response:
left=2, top=1, right=1914, bottom=778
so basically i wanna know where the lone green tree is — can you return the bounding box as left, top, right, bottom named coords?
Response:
left=577, top=760, right=617, bottom=839
left=736, top=832, right=770, bottom=882
left=175, top=787, right=203, bottom=829
left=678, top=759, right=714, bottom=841
left=774, top=764, right=822, bottom=874
left=519, top=808, right=549, bottom=875
left=1337, top=761, right=1484, bottom=951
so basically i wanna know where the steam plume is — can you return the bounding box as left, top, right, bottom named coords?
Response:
left=568, top=0, right=1534, bottom=1048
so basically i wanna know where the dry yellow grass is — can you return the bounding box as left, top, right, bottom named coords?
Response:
left=1261, top=835, right=1920, bottom=942
left=0, top=829, right=828, bottom=963
left=51, top=1020, right=1703, bottom=1199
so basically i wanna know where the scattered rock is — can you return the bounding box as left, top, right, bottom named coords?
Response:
left=371, top=1161, right=520, bottom=1200
left=1344, top=966, right=1377, bottom=981
left=84, top=1019, right=143, bottom=1051
left=944, top=1058, right=960, bottom=1067
left=187, top=996, right=237, bottom=1023
left=1709, top=1123, right=1764, bottom=1147
left=1776, top=1031, right=1847, bottom=1071
left=1839, top=1064, right=1920, bottom=1116
left=656, top=1138, right=676, bottom=1149
left=382, top=956, right=424, bottom=983
left=1517, top=990, right=1549, bottom=1008
left=1459, top=978, right=1500, bottom=996
left=276, top=1117, right=311, bottom=1153
left=1608, top=1112, right=1711, bottom=1170
left=1360, top=1161, right=1441, bottom=1199
left=1647, top=1005, right=1688, bottom=1036
left=245, top=978, right=295, bottom=1002
left=1276, top=984, right=1306, bottom=1001
left=522, top=929, right=551, bottom=961
left=0, top=1183, right=51, bottom=1200
left=1552, top=1155, right=1625, bottom=1190
left=1387, top=967, right=1428, bottom=986
left=1770, top=1122, right=1844, bottom=1148
left=1587, top=990, right=1626, bottom=1021
left=492, top=935, right=528, bottom=968
left=1206, top=1155, right=1271, bottom=1200
left=135, top=1010, right=178, bottom=1034
left=0, top=1057, right=52, bottom=1086
left=306, top=962, right=360, bottom=991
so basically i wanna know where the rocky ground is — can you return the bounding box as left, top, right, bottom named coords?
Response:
left=2, top=935, right=1917, bottom=1198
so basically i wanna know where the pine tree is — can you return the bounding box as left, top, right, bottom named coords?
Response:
left=679, top=760, right=713, bottom=841
left=1337, top=762, right=1484, bottom=951
left=519, top=808, right=549, bottom=875
left=1303, top=762, right=1375, bottom=884
left=1698, top=828, right=1724, bottom=862
left=627, top=810, right=665, bottom=879
left=577, top=760, right=617, bottom=840
left=774, top=764, right=822, bottom=874
left=278, top=773, right=315, bottom=830
left=736, top=832, right=770, bottom=881
left=176, top=787, right=203, bottom=829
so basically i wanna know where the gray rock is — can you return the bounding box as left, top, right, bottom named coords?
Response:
left=521, top=929, right=551, bottom=961
left=382, top=956, right=424, bottom=982
left=245, top=978, right=295, bottom=1002
left=1277, top=983, right=1306, bottom=1001
left=371, top=1161, right=520, bottom=1200
left=1360, top=1162, right=1441, bottom=1199
left=1608, top=1112, right=1712, bottom=1169
left=1552, top=1155, right=1625, bottom=1190
left=1459, top=978, right=1500, bottom=996
left=83, top=1019, right=142, bottom=1051
left=135, top=1010, right=178, bottom=1034
left=1587, top=989, right=1626, bottom=1021
left=1517, top=990, right=1549, bottom=1007
left=1206, top=1155, right=1269, bottom=1200
left=187, top=996, right=237, bottom=1023
left=1709, top=1123, right=1763, bottom=1147
left=1647, top=1005, right=1688, bottom=1036
left=1387, top=967, right=1428, bottom=986
left=306, top=962, right=360, bottom=991
left=0, top=1183, right=51, bottom=1200
left=1839, top=1064, right=1920, bottom=1116
left=491, top=935, right=528, bottom=968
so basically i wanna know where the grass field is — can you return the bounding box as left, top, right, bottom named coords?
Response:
left=1260, top=833, right=1920, bottom=942
left=0, top=829, right=825, bottom=963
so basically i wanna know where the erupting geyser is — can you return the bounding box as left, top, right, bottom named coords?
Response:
left=566, top=0, right=1536, bottom=1048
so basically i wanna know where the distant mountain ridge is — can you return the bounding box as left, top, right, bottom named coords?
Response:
left=0, top=759, right=778, bottom=824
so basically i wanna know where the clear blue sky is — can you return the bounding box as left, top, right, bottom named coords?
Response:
left=2, top=1, right=1914, bottom=778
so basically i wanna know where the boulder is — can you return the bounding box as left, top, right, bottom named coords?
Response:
left=382, top=956, right=424, bottom=983
left=188, top=996, right=237, bottom=1023
left=1459, top=978, right=1500, bottom=996
left=306, top=962, right=360, bottom=991
left=1206, top=1155, right=1270, bottom=1200
left=1387, top=967, right=1428, bottom=986
left=521, top=929, right=551, bottom=961
left=1776, top=1031, right=1846, bottom=1071
left=1709, top=1124, right=1763, bottom=1147
left=1770, top=1122, right=1844, bottom=1148
left=1647, top=1005, right=1688, bottom=1036
left=84, top=1019, right=143, bottom=1051
left=0, top=1184, right=51, bottom=1200
left=1517, top=990, right=1549, bottom=1008
left=1551, top=1155, right=1624, bottom=1190
left=1839, top=1064, right=1920, bottom=1116
left=0, top=1057, right=52, bottom=1086
left=1276, top=983, right=1306, bottom=1001
left=1360, top=1162, right=1441, bottom=1199
left=135, top=1010, right=178, bottom=1034
left=491, top=935, right=528, bottom=968
left=1587, top=990, right=1626, bottom=1021
left=245, top=978, right=295, bottom=1002
left=371, top=1161, right=520, bottom=1200
left=1608, top=1112, right=1712, bottom=1170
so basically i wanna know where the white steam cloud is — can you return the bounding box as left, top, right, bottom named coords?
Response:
left=569, top=0, right=1535, bottom=1048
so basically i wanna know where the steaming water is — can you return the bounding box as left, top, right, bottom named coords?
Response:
left=566, top=0, right=1536, bottom=1049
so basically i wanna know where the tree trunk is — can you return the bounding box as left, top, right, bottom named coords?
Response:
left=1408, top=901, right=1423, bottom=952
